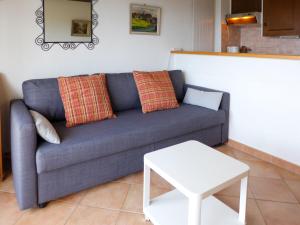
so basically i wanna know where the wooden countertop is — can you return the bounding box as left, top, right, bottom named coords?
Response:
left=171, top=51, right=300, bottom=60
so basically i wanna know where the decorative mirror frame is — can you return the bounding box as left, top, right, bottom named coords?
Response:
left=35, top=0, right=99, bottom=51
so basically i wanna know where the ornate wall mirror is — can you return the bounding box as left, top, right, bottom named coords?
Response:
left=35, top=0, right=99, bottom=51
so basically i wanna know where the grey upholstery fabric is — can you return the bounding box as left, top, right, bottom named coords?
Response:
left=185, top=84, right=230, bottom=143
left=106, top=70, right=185, bottom=112
left=13, top=78, right=230, bottom=210
left=106, top=73, right=141, bottom=112
left=38, top=126, right=222, bottom=204
left=22, top=71, right=184, bottom=118
left=23, top=78, right=65, bottom=121
left=169, top=70, right=185, bottom=102
left=36, top=104, right=226, bottom=173
left=10, top=100, right=38, bottom=210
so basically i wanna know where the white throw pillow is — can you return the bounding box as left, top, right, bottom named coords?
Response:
left=183, top=88, right=223, bottom=111
left=30, top=110, right=61, bottom=144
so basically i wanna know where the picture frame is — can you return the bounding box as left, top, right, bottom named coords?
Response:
left=71, top=20, right=92, bottom=37
left=130, top=4, right=161, bottom=35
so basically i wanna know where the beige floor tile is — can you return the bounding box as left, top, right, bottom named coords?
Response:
left=257, top=200, right=300, bottom=225
left=2, top=150, right=300, bottom=225
left=0, top=173, right=15, bottom=193
left=65, top=205, right=119, bottom=225
left=0, top=192, right=24, bottom=225
left=216, top=196, right=266, bottom=225
left=150, top=171, right=174, bottom=190
left=81, top=182, right=130, bottom=210
left=242, top=160, right=282, bottom=179
left=250, top=177, right=298, bottom=203
left=15, top=201, right=75, bottom=225
left=122, top=184, right=169, bottom=213
left=55, top=190, right=88, bottom=205
left=216, top=181, right=254, bottom=198
left=116, top=212, right=152, bottom=225
left=215, top=145, right=237, bottom=158
left=285, top=179, right=300, bottom=203
left=116, top=172, right=144, bottom=185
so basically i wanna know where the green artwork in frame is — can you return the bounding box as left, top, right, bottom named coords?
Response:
left=130, top=4, right=161, bottom=35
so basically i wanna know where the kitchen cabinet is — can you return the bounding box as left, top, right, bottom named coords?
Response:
left=231, top=0, right=261, bottom=14
left=263, top=0, right=300, bottom=36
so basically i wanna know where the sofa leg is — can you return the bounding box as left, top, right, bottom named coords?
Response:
left=38, top=202, right=48, bottom=208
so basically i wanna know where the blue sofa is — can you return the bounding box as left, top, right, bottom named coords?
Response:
left=10, top=70, right=230, bottom=210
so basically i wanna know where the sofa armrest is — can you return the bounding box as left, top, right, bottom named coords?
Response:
left=10, top=100, right=37, bottom=209
left=185, top=84, right=230, bottom=143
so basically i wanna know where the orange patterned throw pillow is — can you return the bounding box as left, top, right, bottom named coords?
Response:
left=58, top=74, right=114, bottom=127
left=133, top=71, right=179, bottom=113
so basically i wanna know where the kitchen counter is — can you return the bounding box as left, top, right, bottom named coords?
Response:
left=171, top=51, right=300, bottom=60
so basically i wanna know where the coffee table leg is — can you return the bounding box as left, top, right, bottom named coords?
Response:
left=188, top=197, right=202, bottom=225
left=143, top=164, right=150, bottom=221
left=239, top=176, right=248, bottom=224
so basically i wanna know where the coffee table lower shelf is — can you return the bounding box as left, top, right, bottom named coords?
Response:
left=144, top=190, right=243, bottom=225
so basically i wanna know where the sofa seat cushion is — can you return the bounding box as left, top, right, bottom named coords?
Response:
left=36, top=104, right=226, bottom=174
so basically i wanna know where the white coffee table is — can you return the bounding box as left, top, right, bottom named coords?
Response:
left=143, top=141, right=250, bottom=225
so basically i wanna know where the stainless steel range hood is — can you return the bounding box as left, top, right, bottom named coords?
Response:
left=226, top=12, right=261, bottom=26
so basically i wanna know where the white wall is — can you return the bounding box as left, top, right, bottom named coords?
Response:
left=0, top=0, right=193, bottom=99
left=44, top=0, right=91, bottom=42
left=170, top=53, right=300, bottom=166
left=0, top=0, right=194, bottom=151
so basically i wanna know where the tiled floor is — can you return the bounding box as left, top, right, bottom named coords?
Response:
left=1, top=145, right=300, bottom=225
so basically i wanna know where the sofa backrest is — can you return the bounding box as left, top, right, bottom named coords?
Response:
left=22, top=70, right=185, bottom=121
left=106, top=70, right=185, bottom=112
left=23, top=78, right=66, bottom=121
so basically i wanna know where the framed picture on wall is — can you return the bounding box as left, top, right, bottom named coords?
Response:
left=130, top=4, right=161, bottom=35
left=71, top=20, right=92, bottom=37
